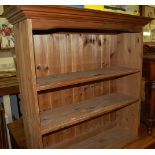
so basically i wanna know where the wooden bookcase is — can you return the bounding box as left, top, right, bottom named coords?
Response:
left=4, top=6, right=151, bottom=148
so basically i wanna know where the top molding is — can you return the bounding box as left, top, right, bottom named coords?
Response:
left=4, top=5, right=152, bottom=32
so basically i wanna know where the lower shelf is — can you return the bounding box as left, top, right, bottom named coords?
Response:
left=7, top=119, right=155, bottom=149
left=46, top=126, right=137, bottom=149
left=40, top=93, right=138, bottom=135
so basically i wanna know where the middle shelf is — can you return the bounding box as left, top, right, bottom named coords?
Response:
left=37, top=66, right=139, bottom=91
left=40, top=92, right=138, bottom=135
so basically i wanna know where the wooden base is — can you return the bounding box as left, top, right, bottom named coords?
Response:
left=8, top=118, right=155, bottom=149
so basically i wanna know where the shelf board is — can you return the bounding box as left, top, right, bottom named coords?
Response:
left=0, top=48, right=15, bottom=52
left=40, top=92, right=138, bottom=135
left=46, top=126, right=136, bottom=148
left=7, top=118, right=155, bottom=149
left=0, top=76, right=18, bottom=88
left=37, top=66, right=139, bottom=91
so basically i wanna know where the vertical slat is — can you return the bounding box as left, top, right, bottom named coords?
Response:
left=14, top=19, right=42, bottom=148
left=33, top=35, right=52, bottom=111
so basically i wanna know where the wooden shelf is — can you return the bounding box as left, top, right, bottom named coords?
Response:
left=37, top=66, right=139, bottom=91
left=0, top=76, right=19, bottom=96
left=0, top=76, right=18, bottom=88
left=0, top=48, right=15, bottom=52
left=7, top=119, right=155, bottom=149
left=40, top=93, right=138, bottom=135
left=46, top=126, right=136, bottom=148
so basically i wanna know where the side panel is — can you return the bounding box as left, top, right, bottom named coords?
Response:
left=14, top=19, right=42, bottom=148
left=111, top=33, right=143, bottom=135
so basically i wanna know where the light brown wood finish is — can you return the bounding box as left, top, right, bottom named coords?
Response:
left=0, top=76, right=18, bottom=88
left=7, top=118, right=155, bottom=149
left=4, top=6, right=151, bottom=32
left=0, top=76, right=19, bottom=96
left=36, top=34, right=113, bottom=145
left=41, top=93, right=138, bottom=135
left=13, top=19, right=42, bottom=148
left=37, top=67, right=139, bottom=91
left=125, top=123, right=155, bottom=149
left=47, top=127, right=136, bottom=149
left=42, top=111, right=118, bottom=148
left=111, top=33, right=143, bottom=135
left=4, top=6, right=151, bottom=148
left=7, top=119, right=26, bottom=149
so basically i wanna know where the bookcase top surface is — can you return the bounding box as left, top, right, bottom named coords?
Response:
left=4, top=5, right=152, bottom=32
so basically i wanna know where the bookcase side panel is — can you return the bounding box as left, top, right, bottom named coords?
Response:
left=14, top=19, right=42, bottom=148
left=110, top=33, right=143, bottom=135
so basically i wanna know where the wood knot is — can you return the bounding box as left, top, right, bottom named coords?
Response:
left=128, top=49, right=131, bottom=53
left=84, top=87, right=87, bottom=91
left=117, top=41, right=120, bottom=44
left=84, top=38, right=96, bottom=46
left=98, top=40, right=101, bottom=46
left=44, top=65, right=49, bottom=71
left=137, top=38, right=140, bottom=43
left=36, top=64, right=41, bottom=70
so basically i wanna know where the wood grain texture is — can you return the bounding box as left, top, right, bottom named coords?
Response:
left=0, top=76, right=18, bottom=88
left=34, top=34, right=113, bottom=111
left=34, top=33, right=142, bottom=147
left=124, top=123, right=155, bottom=149
left=0, top=75, right=19, bottom=96
left=7, top=119, right=155, bottom=149
left=43, top=111, right=118, bottom=148
left=37, top=67, right=139, bottom=91
left=8, top=119, right=26, bottom=149
left=46, top=126, right=136, bottom=149
left=111, top=33, right=143, bottom=135
left=35, top=33, right=113, bottom=146
left=13, top=19, right=42, bottom=148
left=5, top=5, right=147, bottom=148
left=8, top=119, right=155, bottom=149
left=41, top=93, right=138, bottom=135
left=4, top=6, right=152, bottom=32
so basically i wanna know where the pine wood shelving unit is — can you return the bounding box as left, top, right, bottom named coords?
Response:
left=4, top=6, right=152, bottom=148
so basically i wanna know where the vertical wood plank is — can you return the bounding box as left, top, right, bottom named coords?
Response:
left=14, top=19, right=42, bottom=148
